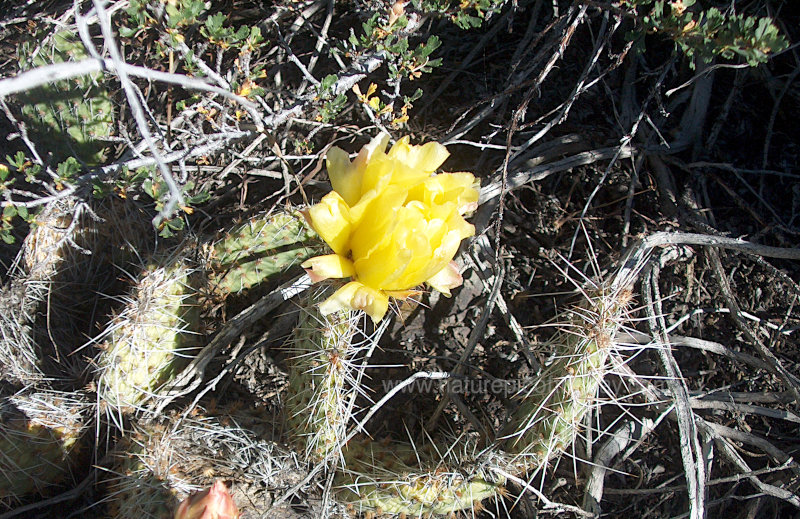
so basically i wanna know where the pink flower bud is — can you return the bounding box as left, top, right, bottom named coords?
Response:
left=174, top=481, right=239, bottom=519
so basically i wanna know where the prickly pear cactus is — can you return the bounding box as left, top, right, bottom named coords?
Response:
left=18, top=30, right=113, bottom=165
left=1, top=195, right=635, bottom=518
left=502, top=283, right=632, bottom=473
left=284, top=291, right=508, bottom=516
left=22, top=196, right=151, bottom=283
left=0, top=390, right=88, bottom=501
left=212, top=210, right=317, bottom=266
left=282, top=277, right=631, bottom=517
left=0, top=281, right=41, bottom=386
left=284, top=291, right=358, bottom=462
left=336, top=438, right=506, bottom=517
left=208, top=210, right=321, bottom=296
left=21, top=197, right=95, bottom=282
left=95, top=210, right=321, bottom=421
left=95, top=252, right=201, bottom=418
left=104, top=426, right=178, bottom=519
left=14, top=196, right=154, bottom=383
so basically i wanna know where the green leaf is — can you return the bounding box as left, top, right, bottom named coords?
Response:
left=187, top=190, right=211, bottom=205
left=56, top=157, right=81, bottom=180
left=24, top=164, right=40, bottom=183
left=320, top=74, right=338, bottom=94
left=234, top=25, right=250, bottom=41
left=119, top=26, right=138, bottom=38
left=205, top=13, right=226, bottom=36
left=12, top=151, right=26, bottom=169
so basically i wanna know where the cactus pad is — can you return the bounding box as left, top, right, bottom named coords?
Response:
left=96, top=253, right=200, bottom=418
left=18, top=31, right=114, bottom=165
left=0, top=390, right=88, bottom=501
left=285, top=294, right=357, bottom=462
left=208, top=210, right=321, bottom=296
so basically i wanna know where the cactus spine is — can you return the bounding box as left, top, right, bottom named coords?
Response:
left=284, top=291, right=507, bottom=516
left=212, top=210, right=317, bottom=265
left=103, top=413, right=288, bottom=519
left=336, top=438, right=506, bottom=516
left=4, top=199, right=635, bottom=518
left=0, top=281, right=42, bottom=386
left=283, top=279, right=631, bottom=517
left=502, top=283, right=631, bottom=473
left=8, top=197, right=152, bottom=384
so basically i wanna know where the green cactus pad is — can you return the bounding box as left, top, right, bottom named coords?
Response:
left=285, top=290, right=507, bottom=517
left=502, top=284, right=630, bottom=473
left=0, top=390, right=88, bottom=501
left=337, top=438, right=505, bottom=516
left=104, top=426, right=177, bottom=519
left=0, top=281, right=41, bottom=386
left=212, top=246, right=320, bottom=294
left=18, top=31, right=114, bottom=165
left=212, top=210, right=317, bottom=266
left=103, top=412, right=290, bottom=519
left=208, top=210, right=321, bottom=297
left=96, top=253, right=200, bottom=416
left=284, top=295, right=357, bottom=462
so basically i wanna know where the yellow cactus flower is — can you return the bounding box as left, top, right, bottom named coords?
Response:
left=302, top=134, right=479, bottom=323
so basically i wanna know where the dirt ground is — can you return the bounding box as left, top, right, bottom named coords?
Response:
left=1, top=1, right=799, bottom=518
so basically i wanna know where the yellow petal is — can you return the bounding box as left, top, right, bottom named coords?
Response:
left=355, top=244, right=412, bottom=291
left=419, top=172, right=479, bottom=214
left=352, top=199, right=430, bottom=289
left=326, top=147, right=362, bottom=206
left=359, top=154, right=395, bottom=200
left=446, top=213, right=476, bottom=242
left=403, top=227, right=467, bottom=288
left=327, top=134, right=390, bottom=206
left=349, top=184, right=408, bottom=259
left=307, top=192, right=352, bottom=255
left=319, top=281, right=390, bottom=323
left=385, top=161, right=433, bottom=191
left=355, top=133, right=390, bottom=169
left=426, top=261, right=463, bottom=296
left=380, top=205, right=435, bottom=289
left=388, top=137, right=450, bottom=173
left=301, top=254, right=355, bottom=282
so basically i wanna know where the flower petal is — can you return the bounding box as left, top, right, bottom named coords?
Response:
left=354, top=133, right=390, bottom=169
left=388, top=136, right=450, bottom=173
left=307, top=192, right=352, bottom=255
left=319, top=281, right=390, bottom=323
left=349, top=184, right=408, bottom=259
left=302, top=254, right=355, bottom=282
left=326, top=147, right=361, bottom=207
left=420, top=172, right=480, bottom=215
left=426, top=261, right=463, bottom=296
